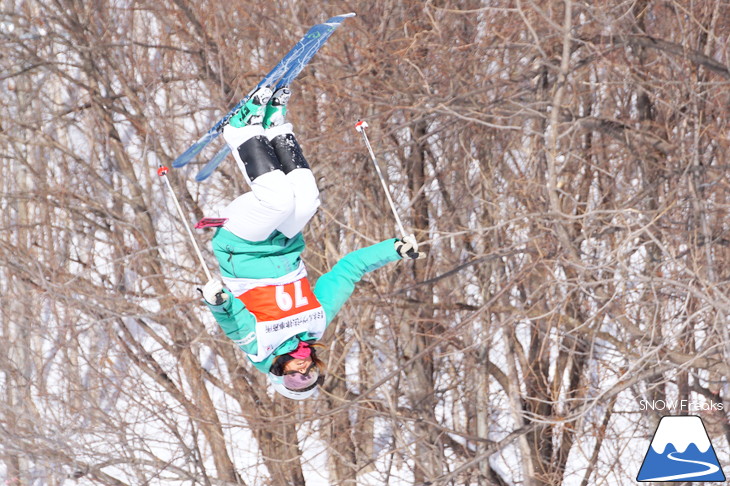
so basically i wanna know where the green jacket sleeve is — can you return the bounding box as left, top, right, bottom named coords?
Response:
left=205, top=289, right=259, bottom=355
left=313, top=239, right=401, bottom=325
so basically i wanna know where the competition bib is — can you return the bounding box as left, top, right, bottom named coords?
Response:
left=238, top=277, right=326, bottom=362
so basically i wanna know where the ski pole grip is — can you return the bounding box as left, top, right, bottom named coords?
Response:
left=157, top=166, right=169, bottom=176
left=355, top=120, right=369, bottom=132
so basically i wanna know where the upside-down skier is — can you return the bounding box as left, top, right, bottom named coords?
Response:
left=200, top=86, right=424, bottom=400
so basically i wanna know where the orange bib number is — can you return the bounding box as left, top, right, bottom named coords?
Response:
left=238, top=277, right=321, bottom=323
left=238, top=277, right=326, bottom=361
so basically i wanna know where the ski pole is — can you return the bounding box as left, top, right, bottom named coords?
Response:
left=157, top=166, right=213, bottom=282
left=354, top=120, right=409, bottom=239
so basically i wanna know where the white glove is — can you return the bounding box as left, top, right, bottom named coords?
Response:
left=201, top=279, right=229, bottom=306
left=395, top=235, right=426, bottom=260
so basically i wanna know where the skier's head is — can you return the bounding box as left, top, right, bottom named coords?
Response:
left=269, top=341, right=325, bottom=400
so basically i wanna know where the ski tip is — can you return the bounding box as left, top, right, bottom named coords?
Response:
left=326, top=12, right=356, bottom=24
left=157, top=166, right=169, bottom=176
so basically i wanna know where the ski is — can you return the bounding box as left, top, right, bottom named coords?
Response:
left=193, top=12, right=355, bottom=181
left=173, top=12, right=355, bottom=173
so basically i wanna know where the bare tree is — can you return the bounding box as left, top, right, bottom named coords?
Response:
left=1, top=1, right=728, bottom=485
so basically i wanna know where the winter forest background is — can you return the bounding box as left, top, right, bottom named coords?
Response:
left=1, top=0, right=729, bottom=485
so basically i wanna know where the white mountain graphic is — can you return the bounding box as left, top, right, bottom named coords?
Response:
left=637, top=415, right=726, bottom=482
left=650, top=416, right=711, bottom=454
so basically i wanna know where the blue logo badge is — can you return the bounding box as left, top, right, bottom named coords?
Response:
left=637, top=415, right=725, bottom=482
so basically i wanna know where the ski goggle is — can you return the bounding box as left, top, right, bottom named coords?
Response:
left=282, top=362, right=324, bottom=392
